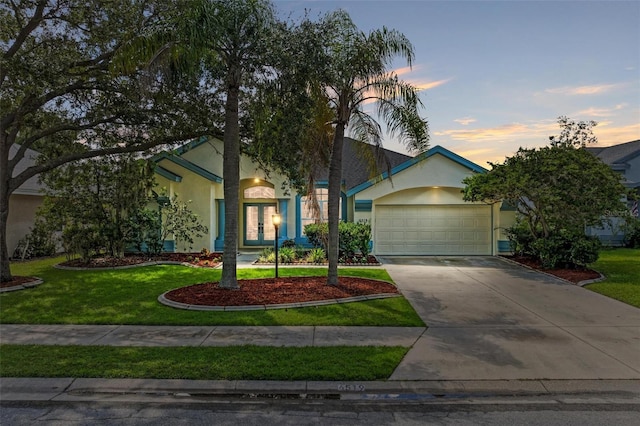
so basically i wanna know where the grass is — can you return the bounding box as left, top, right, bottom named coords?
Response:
left=0, top=344, right=407, bottom=380
left=1, top=256, right=424, bottom=326
left=586, top=248, right=640, bottom=308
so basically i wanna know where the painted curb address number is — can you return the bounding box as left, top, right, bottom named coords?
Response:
left=338, top=384, right=365, bottom=392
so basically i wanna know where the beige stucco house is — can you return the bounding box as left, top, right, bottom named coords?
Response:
left=154, top=137, right=515, bottom=256
left=7, top=145, right=46, bottom=256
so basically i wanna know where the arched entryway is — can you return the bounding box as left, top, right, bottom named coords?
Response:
left=241, top=180, right=277, bottom=247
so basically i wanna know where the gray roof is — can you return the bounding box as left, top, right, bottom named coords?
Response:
left=9, top=145, right=45, bottom=196
left=316, top=138, right=412, bottom=190
left=586, top=140, right=640, bottom=166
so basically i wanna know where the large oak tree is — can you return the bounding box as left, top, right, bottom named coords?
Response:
left=0, top=0, right=214, bottom=282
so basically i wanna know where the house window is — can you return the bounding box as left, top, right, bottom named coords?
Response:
left=244, top=186, right=275, bottom=199
left=300, top=188, right=342, bottom=234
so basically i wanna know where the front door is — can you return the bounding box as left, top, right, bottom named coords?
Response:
left=244, top=203, right=277, bottom=246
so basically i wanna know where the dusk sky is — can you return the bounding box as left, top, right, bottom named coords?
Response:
left=275, top=0, right=640, bottom=167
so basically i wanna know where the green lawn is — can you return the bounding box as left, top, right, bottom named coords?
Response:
left=0, top=344, right=407, bottom=380
left=1, top=256, right=424, bottom=326
left=586, top=248, right=640, bottom=308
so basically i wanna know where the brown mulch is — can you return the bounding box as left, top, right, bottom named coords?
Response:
left=164, top=276, right=399, bottom=306
left=0, top=276, right=39, bottom=289
left=505, top=256, right=602, bottom=284
left=59, top=252, right=222, bottom=269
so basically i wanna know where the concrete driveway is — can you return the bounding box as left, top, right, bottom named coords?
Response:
left=379, top=256, right=640, bottom=381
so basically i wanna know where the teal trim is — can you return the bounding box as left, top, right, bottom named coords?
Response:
left=214, top=199, right=225, bottom=251
left=355, top=200, right=372, bottom=212
left=295, top=194, right=302, bottom=240
left=498, top=240, right=511, bottom=253
left=154, top=153, right=222, bottom=183
left=278, top=199, right=289, bottom=240
left=163, top=240, right=175, bottom=253
left=155, top=166, right=182, bottom=182
left=500, top=201, right=517, bottom=211
left=346, top=145, right=487, bottom=197
left=173, top=136, right=209, bottom=155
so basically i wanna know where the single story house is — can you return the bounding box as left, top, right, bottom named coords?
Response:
left=585, top=139, right=640, bottom=245
left=153, top=137, right=516, bottom=255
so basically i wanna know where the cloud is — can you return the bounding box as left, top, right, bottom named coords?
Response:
left=434, top=121, right=557, bottom=142
left=575, top=103, right=627, bottom=118
left=413, top=78, right=451, bottom=91
left=454, top=117, right=476, bottom=126
left=393, top=65, right=421, bottom=76
left=593, top=122, right=640, bottom=146
left=544, top=83, right=621, bottom=96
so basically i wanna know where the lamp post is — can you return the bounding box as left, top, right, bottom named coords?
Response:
left=272, top=213, right=281, bottom=278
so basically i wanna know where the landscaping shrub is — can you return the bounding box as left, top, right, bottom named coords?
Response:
left=258, top=247, right=275, bottom=263
left=528, top=231, right=600, bottom=269
left=12, top=219, right=57, bottom=260
left=303, top=223, right=327, bottom=249
left=306, top=247, right=326, bottom=263
left=304, top=221, right=372, bottom=257
left=281, top=239, right=296, bottom=248
left=278, top=247, right=296, bottom=263
left=624, top=218, right=640, bottom=248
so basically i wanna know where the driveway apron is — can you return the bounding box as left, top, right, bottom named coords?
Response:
left=380, top=256, right=640, bottom=381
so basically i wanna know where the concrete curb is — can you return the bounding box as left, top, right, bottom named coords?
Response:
left=0, top=277, right=43, bottom=293
left=497, top=256, right=605, bottom=287
left=2, top=377, right=640, bottom=403
left=157, top=291, right=401, bottom=311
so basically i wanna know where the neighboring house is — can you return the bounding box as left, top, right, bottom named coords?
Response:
left=153, top=137, right=515, bottom=255
left=7, top=145, right=46, bottom=257
left=584, top=140, right=640, bottom=245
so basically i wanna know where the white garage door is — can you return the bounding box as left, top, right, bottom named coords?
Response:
left=375, top=205, right=491, bottom=255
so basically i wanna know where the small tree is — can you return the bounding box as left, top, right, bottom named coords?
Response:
left=38, top=155, right=156, bottom=261
left=463, top=117, right=628, bottom=268
left=156, top=193, right=208, bottom=253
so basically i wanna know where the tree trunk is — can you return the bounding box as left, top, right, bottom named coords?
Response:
left=219, top=82, right=240, bottom=289
left=0, top=191, right=11, bottom=283
left=327, top=123, right=345, bottom=286
left=0, top=136, right=13, bottom=282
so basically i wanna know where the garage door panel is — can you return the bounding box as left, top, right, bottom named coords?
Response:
left=375, top=205, right=491, bottom=255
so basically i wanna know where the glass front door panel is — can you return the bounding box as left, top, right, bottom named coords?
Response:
left=263, top=205, right=276, bottom=241
left=246, top=206, right=259, bottom=241
left=244, top=204, right=276, bottom=246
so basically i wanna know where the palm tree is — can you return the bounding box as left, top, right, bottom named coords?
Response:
left=135, top=0, right=276, bottom=288
left=320, top=11, right=430, bottom=285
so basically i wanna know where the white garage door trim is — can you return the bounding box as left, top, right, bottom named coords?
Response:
left=374, top=205, right=492, bottom=255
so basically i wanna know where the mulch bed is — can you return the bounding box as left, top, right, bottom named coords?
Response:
left=59, top=252, right=222, bottom=269
left=164, top=276, right=399, bottom=306
left=504, top=256, right=602, bottom=284
left=0, top=276, right=39, bottom=289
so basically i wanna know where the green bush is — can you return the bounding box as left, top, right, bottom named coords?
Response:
left=306, top=247, right=326, bottom=263
left=303, top=221, right=372, bottom=257
left=258, top=247, right=275, bottom=263
left=624, top=218, right=640, bottom=248
left=281, top=239, right=296, bottom=248
left=12, top=219, right=57, bottom=259
left=506, top=221, right=536, bottom=257
left=530, top=231, right=600, bottom=269
left=303, top=223, right=327, bottom=249
left=278, top=247, right=296, bottom=264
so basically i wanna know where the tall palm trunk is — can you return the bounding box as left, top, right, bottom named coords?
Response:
left=220, top=80, right=241, bottom=289
left=327, top=122, right=346, bottom=286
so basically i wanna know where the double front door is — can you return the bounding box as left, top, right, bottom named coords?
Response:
left=244, top=203, right=277, bottom=246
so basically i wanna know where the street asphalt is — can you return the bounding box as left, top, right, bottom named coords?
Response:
left=1, top=255, right=639, bottom=402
